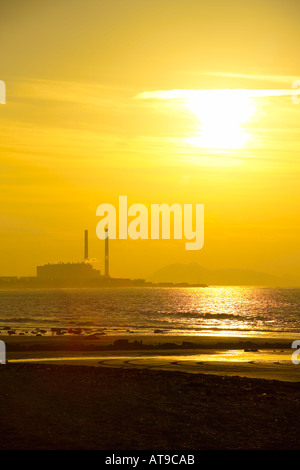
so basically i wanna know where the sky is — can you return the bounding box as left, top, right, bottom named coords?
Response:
left=1, top=0, right=300, bottom=283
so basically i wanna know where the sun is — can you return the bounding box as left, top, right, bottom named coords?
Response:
left=136, top=88, right=258, bottom=151
left=184, top=89, right=256, bottom=150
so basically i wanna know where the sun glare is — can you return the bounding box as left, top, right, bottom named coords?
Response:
left=137, top=88, right=258, bottom=151
left=184, top=89, right=256, bottom=150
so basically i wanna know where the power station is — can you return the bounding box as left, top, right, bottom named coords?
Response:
left=32, top=230, right=147, bottom=287
left=84, top=229, right=89, bottom=261
left=37, top=230, right=111, bottom=282
left=0, top=229, right=206, bottom=288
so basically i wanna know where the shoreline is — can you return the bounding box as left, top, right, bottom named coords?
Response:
left=2, top=332, right=297, bottom=348
left=2, top=333, right=300, bottom=382
left=1, top=334, right=300, bottom=449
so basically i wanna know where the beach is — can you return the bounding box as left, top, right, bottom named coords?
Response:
left=1, top=333, right=300, bottom=450
left=1, top=363, right=300, bottom=450
left=3, top=333, right=300, bottom=381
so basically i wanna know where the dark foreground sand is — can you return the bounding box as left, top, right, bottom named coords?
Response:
left=1, top=334, right=300, bottom=450
left=1, top=363, right=300, bottom=450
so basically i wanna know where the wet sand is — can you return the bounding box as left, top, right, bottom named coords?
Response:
left=3, top=333, right=300, bottom=382
left=1, top=332, right=296, bottom=350
left=1, top=334, right=300, bottom=450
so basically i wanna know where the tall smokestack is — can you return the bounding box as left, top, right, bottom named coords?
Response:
left=84, top=230, right=88, bottom=260
left=105, top=228, right=109, bottom=277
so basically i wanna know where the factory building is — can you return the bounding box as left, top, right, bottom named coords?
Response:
left=36, top=230, right=102, bottom=282
left=36, top=262, right=101, bottom=281
left=0, top=229, right=147, bottom=288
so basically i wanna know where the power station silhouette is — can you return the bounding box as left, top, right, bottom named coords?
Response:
left=35, top=229, right=147, bottom=287
left=0, top=230, right=207, bottom=289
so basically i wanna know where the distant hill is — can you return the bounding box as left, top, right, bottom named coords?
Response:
left=147, top=263, right=284, bottom=286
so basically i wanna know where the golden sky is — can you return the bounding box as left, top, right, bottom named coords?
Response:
left=1, top=0, right=300, bottom=283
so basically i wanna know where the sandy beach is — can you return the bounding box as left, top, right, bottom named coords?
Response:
left=1, top=362, right=300, bottom=450
left=0, top=333, right=300, bottom=450
left=2, top=333, right=300, bottom=381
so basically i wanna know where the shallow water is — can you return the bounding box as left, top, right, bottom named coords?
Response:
left=8, top=349, right=300, bottom=382
left=0, top=286, right=300, bottom=339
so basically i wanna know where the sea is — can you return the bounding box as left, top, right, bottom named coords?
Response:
left=0, top=286, right=300, bottom=339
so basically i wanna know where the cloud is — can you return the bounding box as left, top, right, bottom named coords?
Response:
left=199, top=72, right=300, bottom=86
left=10, top=78, right=133, bottom=110
left=135, top=88, right=298, bottom=101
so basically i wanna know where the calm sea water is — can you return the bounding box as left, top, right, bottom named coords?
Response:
left=0, top=287, right=300, bottom=338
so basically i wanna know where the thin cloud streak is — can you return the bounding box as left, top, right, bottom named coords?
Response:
left=136, top=88, right=298, bottom=100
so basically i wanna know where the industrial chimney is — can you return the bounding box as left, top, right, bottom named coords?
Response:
left=105, top=228, right=109, bottom=277
left=84, top=230, right=88, bottom=261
